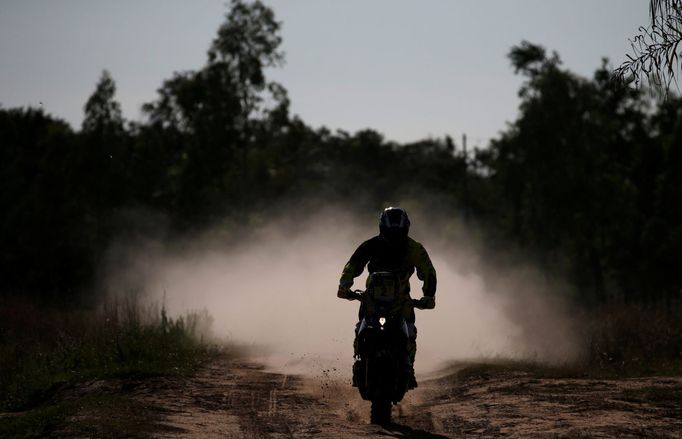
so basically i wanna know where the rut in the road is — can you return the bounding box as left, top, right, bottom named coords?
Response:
left=137, top=355, right=381, bottom=438
left=129, top=355, right=682, bottom=438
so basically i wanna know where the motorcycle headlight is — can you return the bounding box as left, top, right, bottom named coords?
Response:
left=379, top=317, right=386, bottom=326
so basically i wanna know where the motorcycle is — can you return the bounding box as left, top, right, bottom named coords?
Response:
left=348, top=271, right=429, bottom=425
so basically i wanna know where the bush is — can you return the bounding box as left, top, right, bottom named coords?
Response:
left=585, top=302, right=682, bottom=376
left=0, top=296, right=213, bottom=412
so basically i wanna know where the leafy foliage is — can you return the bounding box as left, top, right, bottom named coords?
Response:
left=82, top=70, right=124, bottom=135
left=615, top=0, right=682, bottom=90
left=0, top=1, right=681, bottom=306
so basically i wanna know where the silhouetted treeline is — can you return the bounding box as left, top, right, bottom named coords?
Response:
left=1, top=1, right=680, bottom=304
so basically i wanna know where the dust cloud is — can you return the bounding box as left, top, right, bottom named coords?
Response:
left=102, top=209, right=583, bottom=376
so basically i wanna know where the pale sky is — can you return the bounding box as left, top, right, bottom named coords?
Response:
left=0, top=1, right=646, bottom=146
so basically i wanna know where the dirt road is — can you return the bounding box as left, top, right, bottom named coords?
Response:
left=49, top=353, right=682, bottom=438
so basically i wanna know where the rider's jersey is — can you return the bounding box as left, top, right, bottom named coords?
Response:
left=339, top=236, right=437, bottom=299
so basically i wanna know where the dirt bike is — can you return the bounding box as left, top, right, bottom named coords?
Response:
left=348, top=271, right=429, bottom=425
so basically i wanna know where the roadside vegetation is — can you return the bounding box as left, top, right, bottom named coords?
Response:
left=446, top=302, right=682, bottom=380
left=0, top=297, right=215, bottom=437
left=585, top=302, right=682, bottom=377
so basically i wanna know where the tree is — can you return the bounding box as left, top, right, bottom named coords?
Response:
left=142, top=0, right=288, bottom=221
left=0, top=109, right=83, bottom=297
left=641, top=110, right=682, bottom=299
left=80, top=70, right=130, bottom=208
left=487, top=42, right=652, bottom=302
left=82, top=70, right=124, bottom=135
left=615, top=0, right=682, bottom=90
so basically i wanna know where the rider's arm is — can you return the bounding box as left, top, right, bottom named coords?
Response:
left=410, top=241, right=437, bottom=298
left=339, top=240, right=372, bottom=290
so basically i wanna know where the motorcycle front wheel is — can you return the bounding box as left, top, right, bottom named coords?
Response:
left=370, top=399, right=391, bottom=425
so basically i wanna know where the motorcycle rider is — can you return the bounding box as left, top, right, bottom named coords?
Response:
left=337, top=207, right=436, bottom=388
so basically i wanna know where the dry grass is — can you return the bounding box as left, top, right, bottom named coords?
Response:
left=584, top=302, right=682, bottom=376
left=438, top=302, right=682, bottom=380
left=0, top=296, right=214, bottom=413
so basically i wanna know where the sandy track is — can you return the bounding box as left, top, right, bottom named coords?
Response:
left=398, top=368, right=682, bottom=438
left=137, top=355, right=443, bottom=438
left=45, top=353, right=682, bottom=438
left=126, top=354, right=682, bottom=438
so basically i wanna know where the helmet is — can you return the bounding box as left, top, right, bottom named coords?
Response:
left=379, top=207, right=410, bottom=240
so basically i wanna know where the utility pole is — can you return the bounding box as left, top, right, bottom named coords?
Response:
left=462, top=133, right=470, bottom=219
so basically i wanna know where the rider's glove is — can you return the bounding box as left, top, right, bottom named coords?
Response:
left=415, top=296, right=435, bottom=309
left=337, top=285, right=355, bottom=300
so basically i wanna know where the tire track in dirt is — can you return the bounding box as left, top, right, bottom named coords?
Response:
left=138, top=354, right=395, bottom=438
left=396, top=367, right=682, bottom=438
left=129, top=354, right=682, bottom=438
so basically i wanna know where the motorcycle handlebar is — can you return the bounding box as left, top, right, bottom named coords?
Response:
left=351, top=290, right=428, bottom=310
